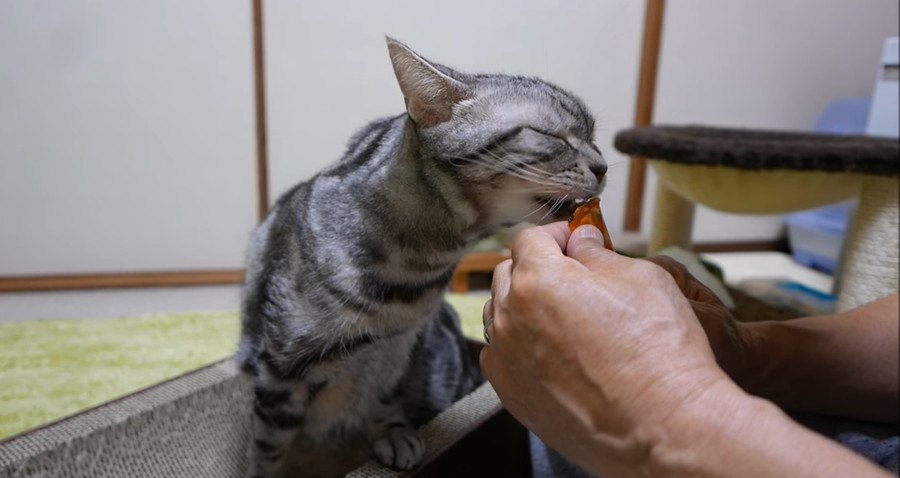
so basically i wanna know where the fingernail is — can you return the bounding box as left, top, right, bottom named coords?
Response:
left=571, top=225, right=604, bottom=243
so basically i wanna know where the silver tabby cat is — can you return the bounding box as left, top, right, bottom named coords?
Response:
left=238, top=38, right=607, bottom=478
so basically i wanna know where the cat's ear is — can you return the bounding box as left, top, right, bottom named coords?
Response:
left=386, top=37, right=472, bottom=127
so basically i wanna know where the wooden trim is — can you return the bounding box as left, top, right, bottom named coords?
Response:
left=252, top=0, right=270, bottom=222
left=624, top=0, right=666, bottom=232
left=0, top=270, right=244, bottom=293
left=692, top=239, right=789, bottom=254
left=451, top=251, right=510, bottom=293
left=0, top=240, right=786, bottom=294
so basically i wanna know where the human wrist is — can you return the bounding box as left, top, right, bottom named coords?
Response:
left=729, top=319, right=797, bottom=399
left=575, top=367, right=739, bottom=476
left=644, top=376, right=772, bottom=477
left=648, top=371, right=892, bottom=478
left=558, top=370, right=751, bottom=478
left=723, top=319, right=766, bottom=390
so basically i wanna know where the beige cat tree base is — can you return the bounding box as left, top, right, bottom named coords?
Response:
left=616, top=125, right=900, bottom=312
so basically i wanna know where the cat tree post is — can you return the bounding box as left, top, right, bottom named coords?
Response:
left=624, top=0, right=666, bottom=232
left=647, top=181, right=695, bottom=254
left=836, top=176, right=900, bottom=311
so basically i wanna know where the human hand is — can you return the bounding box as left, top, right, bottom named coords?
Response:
left=642, top=255, right=753, bottom=385
left=480, top=222, right=740, bottom=474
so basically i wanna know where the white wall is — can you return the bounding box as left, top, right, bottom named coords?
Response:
left=644, top=0, right=900, bottom=242
left=264, top=0, right=646, bottom=235
left=2, top=1, right=897, bottom=278
left=266, top=0, right=898, bottom=244
left=0, top=0, right=257, bottom=275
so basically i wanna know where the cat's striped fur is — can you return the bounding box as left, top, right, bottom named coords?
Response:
left=238, top=38, right=606, bottom=478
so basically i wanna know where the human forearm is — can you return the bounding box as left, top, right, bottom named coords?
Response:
left=735, top=294, right=899, bottom=422
left=643, top=379, right=893, bottom=478
left=552, top=370, right=891, bottom=478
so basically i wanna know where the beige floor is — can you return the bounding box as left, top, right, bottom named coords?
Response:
left=0, top=285, right=241, bottom=323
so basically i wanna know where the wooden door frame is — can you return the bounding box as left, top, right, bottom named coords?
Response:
left=252, top=0, right=270, bottom=223
left=623, top=0, right=666, bottom=232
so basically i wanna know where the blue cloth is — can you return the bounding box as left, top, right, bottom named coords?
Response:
left=792, top=412, right=899, bottom=474
left=530, top=413, right=899, bottom=477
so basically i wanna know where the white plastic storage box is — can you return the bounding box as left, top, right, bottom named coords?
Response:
left=866, top=37, right=899, bottom=138
left=784, top=202, right=854, bottom=274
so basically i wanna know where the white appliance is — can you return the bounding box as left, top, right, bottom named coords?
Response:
left=866, top=37, right=899, bottom=138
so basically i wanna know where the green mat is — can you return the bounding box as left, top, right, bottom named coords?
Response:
left=0, top=293, right=489, bottom=440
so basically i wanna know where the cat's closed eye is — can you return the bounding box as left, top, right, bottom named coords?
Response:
left=523, top=126, right=571, bottom=143
left=525, top=127, right=599, bottom=152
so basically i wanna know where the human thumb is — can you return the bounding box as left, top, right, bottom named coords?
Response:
left=566, top=225, right=619, bottom=271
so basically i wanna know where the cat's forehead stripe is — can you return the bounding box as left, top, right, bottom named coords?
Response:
left=473, top=79, right=592, bottom=135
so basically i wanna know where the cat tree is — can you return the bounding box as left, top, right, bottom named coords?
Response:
left=615, top=125, right=899, bottom=311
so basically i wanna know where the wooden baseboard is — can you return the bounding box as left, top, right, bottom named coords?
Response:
left=0, top=270, right=244, bottom=293
left=692, top=239, right=788, bottom=254
left=451, top=251, right=510, bottom=293
left=0, top=240, right=786, bottom=294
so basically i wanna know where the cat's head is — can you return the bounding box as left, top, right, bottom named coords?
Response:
left=387, top=37, right=606, bottom=227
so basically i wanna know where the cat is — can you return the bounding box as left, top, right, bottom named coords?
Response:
left=237, top=37, right=607, bottom=478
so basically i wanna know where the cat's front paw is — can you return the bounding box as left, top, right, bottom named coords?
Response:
left=372, top=427, right=424, bottom=470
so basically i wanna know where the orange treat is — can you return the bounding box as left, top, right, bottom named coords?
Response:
left=568, top=197, right=614, bottom=250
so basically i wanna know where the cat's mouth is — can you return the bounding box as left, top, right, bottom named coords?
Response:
left=534, top=196, right=594, bottom=219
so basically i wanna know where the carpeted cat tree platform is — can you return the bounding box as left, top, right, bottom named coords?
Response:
left=615, top=125, right=900, bottom=311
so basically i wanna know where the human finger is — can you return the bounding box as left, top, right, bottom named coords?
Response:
left=536, top=221, right=571, bottom=251
left=644, top=255, right=720, bottom=304
left=565, top=225, right=624, bottom=272
left=482, top=298, right=494, bottom=345
left=510, top=223, right=569, bottom=270
left=491, top=259, right=512, bottom=302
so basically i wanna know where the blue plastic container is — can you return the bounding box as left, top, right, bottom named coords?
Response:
left=784, top=202, right=854, bottom=273
left=783, top=98, right=869, bottom=273
left=814, top=98, right=871, bottom=135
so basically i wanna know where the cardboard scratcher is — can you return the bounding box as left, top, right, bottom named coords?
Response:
left=0, top=356, right=530, bottom=478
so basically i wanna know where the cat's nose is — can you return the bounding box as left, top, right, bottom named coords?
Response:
left=589, top=163, right=608, bottom=182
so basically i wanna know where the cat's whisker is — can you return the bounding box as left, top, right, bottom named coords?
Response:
left=475, top=158, right=555, bottom=185
left=445, top=154, right=564, bottom=189
left=447, top=157, right=469, bottom=168
left=475, top=155, right=568, bottom=189
left=483, top=148, right=552, bottom=179
left=537, top=199, right=560, bottom=223
left=486, top=156, right=562, bottom=188
left=538, top=193, right=570, bottom=223
left=493, top=145, right=554, bottom=178
left=523, top=197, right=554, bottom=219
left=446, top=151, right=549, bottom=184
